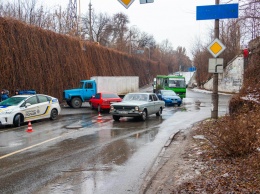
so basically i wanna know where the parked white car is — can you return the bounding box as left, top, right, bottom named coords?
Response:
left=0, top=94, right=61, bottom=127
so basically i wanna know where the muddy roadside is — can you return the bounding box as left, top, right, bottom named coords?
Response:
left=140, top=122, right=209, bottom=194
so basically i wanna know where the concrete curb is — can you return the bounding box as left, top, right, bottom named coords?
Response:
left=164, top=130, right=181, bottom=147
left=140, top=130, right=181, bottom=194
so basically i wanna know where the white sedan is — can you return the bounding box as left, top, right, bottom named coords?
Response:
left=110, top=93, right=165, bottom=121
left=0, top=94, right=61, bottom=127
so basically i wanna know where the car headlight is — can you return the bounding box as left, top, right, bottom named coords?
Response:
left=135, top=106, right=139, bottom=111
left=0, top=109, right=14, bottom=115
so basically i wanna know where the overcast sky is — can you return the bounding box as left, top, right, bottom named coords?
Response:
left=39, top=0, right=239, bottom=58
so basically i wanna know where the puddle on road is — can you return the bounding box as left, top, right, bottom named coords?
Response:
left=35, top=126, right=160, bottom=194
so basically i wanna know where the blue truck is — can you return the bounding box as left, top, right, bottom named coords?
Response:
left=63, top=76, right=139, bottom=108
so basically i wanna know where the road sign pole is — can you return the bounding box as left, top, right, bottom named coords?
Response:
left=211, top=0, right=220, bottom=119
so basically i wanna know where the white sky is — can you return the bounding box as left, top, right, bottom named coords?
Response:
left=39, top=0, right=238, bottom=58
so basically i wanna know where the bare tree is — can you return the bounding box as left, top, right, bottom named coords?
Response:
left=239, top=0, right=260, bottom=46
left=81, top=11, right=111, bottom=45
left=110, top=12, right=129, bottom=51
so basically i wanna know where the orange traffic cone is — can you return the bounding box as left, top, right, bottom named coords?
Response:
left=26, top=121, right=33, bottom=133
left=97, top=112, right=102, bottom=121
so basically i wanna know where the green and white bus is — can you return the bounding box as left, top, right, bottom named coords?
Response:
left=153, top=75, right=187, bottom=98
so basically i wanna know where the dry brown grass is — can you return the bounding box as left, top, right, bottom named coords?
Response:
left=202, top=114, right=260, bottom=157
left=174, top=114, right=260, bottom=193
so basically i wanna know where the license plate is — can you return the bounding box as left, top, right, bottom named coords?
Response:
left=119, top=111, right=128, bottom=114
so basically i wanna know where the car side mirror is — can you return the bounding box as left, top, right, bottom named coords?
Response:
left=25, top=103, right=31, bottom=107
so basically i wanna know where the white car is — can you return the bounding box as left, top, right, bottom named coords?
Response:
left=0, top=94, right=61, bottom=127
left=110, top=93, right=165, bottom=121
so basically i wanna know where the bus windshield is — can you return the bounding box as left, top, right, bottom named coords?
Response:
left=168, top=78, right=186, bottom=88
left=155, top=75, right=187, bottom=99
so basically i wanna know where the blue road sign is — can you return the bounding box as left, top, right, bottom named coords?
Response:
left=196, top=3, right=238, bottom=20
left=188, top=67, right=196, bottom=72
left=140, top=0, right=154, bottom=4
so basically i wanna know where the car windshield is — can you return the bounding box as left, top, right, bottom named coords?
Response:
left=161, top=91, right=177, bottom=96
left=102, top=93, right=119, bottom=98
left=123, top=94, right=148, bottom=101
left=0, top=96, right=27, bottom=106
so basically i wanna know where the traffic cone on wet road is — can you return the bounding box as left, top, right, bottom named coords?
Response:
left=97, top=112, right=102, bottom=121
left=26, top=121, right=33, bottom=133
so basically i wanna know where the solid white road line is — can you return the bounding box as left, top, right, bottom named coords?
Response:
left=0, top=131, right=76, bottom=160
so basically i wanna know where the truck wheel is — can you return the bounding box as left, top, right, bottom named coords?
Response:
left=50, top=109, right=58, bottom=120
left=71, top=97, right=82, bottom=108
left=13, top=114, right=22, bottom=127
left=113, top=115, right=120, bottom=121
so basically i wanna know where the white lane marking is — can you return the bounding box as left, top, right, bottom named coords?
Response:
left=0, top=131, right=75, bottom=160
left=0, top=129, right=11, bottom=133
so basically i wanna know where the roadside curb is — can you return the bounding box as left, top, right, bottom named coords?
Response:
left=140, top=130, right=181, bottom=194
left=164, top=130, right=181, bottom=147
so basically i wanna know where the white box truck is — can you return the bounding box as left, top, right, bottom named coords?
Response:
left=63, top=76, right=139, bottom=108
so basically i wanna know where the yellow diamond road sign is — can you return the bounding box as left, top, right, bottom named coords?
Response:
left=118, top=0, right=135, bottom=9
left=207, top=38, right=226, bottom=58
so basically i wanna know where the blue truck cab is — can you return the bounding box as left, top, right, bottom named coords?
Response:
left=63, top=80, right=97, bottom=108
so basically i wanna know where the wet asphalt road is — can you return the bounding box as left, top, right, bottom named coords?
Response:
left=0, top=89, right=231, bottom=194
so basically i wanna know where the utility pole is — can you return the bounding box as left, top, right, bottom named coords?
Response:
left=68, top=0, right=78, bottom=34
left=89, top=0, right=93, bottom=41
left=211, top=0, right=219, bottom=119
left=78, top=0, right=82, bottom=38
left=129, top=30, right=132, bottom=54
left=129, top=25, right=137, bottom=55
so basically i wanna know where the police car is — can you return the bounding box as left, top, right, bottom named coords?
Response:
left=0, top=94, right=61, bottom=127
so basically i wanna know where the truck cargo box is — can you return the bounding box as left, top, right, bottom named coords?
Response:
left=90, top=76, right=139, bottom=95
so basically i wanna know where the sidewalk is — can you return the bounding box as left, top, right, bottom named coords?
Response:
left=140, top=123, right=204, bottom=194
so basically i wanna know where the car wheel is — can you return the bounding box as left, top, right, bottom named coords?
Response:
left=50, top=109, right=58, bottom=120
left=156, top=107, right=162, bottom=116
left=178, top=103, right=181, bottom=107
left=113, top=115, right=120, bottom=121
left=140, top=110, right=147, bottom=121
left=71, top=97, right=82, bottom=108
left=13, top=114, right=21, bottom=127
left=89, top=102, right=94, bottom=110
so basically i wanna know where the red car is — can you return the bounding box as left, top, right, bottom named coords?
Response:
left=89, top=92, right=122, bottom=111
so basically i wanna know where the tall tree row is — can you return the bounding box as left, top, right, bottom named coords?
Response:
left=0, top=0, right=191, bottom=73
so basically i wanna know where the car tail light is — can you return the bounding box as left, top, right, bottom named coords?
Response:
left=102, top=100, right=110, bottom=105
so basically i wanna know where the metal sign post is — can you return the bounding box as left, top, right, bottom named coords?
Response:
left=196, top=0, right=238, bottom=119
left=211, top=0, right=220, bottom=119
left=207, top=37, right=226, bottom=119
